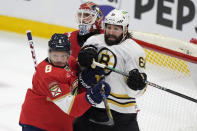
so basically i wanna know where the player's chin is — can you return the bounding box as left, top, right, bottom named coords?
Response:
left=53, top=63, right=66, bottom=67
left=105, top=39, right=116, bottom=46
left=107, top=37, right=116, bottom=41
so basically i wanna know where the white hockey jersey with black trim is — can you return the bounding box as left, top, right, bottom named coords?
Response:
left=84, top=34, right=147, bottom=114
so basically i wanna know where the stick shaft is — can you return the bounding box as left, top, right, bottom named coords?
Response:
left=93, top=61, right=197, bottom=103
left=26, top=31, right=37, bottom=70
left=101, top=85, right=114, bottom=124
left=147, top=81, right=197, bottom=103
left=89, top=80, right=114, bottom=126
left=103, top=94, right=114, bottom=124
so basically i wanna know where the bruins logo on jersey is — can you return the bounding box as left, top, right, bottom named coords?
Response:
left=98, top=47, right=117, bottom=75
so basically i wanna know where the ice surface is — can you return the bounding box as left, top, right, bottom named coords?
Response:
left=0, top=31, right=48, bottom=131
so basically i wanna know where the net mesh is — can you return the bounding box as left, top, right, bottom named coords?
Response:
left=145, top=49, right=190, bottom=75
left=137, top=48, right=197, bottom=131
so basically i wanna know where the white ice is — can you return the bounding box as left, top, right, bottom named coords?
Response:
left=0, top=31, right=48, bottom=131
left=0, top=31, right=197, bottom=131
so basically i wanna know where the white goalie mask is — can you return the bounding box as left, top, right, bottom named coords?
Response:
left=76, top=2, right=103, bottom=36
left=77, top=9, right=98, bottom=35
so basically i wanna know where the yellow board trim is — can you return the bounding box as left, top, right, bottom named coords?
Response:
left=0, top=15, right=76, bottom=38
left=107, top=99, right=136, bottom=107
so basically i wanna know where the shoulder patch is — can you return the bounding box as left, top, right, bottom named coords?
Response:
left=48, top=82, right=62, bottom=97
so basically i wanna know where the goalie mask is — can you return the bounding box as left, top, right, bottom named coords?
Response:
left=77, top=2, right=103, bottom=35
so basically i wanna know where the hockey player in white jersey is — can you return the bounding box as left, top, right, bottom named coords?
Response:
left=74, top=9, right=147, bottom=131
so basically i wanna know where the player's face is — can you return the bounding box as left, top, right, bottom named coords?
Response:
left=49, top=51, right=69, bottom=67
left=105, top=24, right=123, bottom=46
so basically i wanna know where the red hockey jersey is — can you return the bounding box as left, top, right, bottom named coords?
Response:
left=66, top=30, right=81, bottom=59
left=19, top=56, right=91, bottom=131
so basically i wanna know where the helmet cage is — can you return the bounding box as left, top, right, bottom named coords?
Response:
left=77, top=9, right=98, bottom=35
left=77, top=9, right=97, bottom=25
left=76, top=2, right=103, bottom=35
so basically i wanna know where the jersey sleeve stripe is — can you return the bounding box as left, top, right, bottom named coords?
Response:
left=67, top=95, right=76, bottom=114
left=110, top=91, right=135, bottom=99
left=107, top=98, right=136, bottom=107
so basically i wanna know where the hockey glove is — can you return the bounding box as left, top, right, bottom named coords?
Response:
left=127, top=69, right=147, bottom=90
left=86, top=81, right=111, bottom=105
left=78, top=45, right=98, bottom=68
left=78, top=67, right=105, bottom=89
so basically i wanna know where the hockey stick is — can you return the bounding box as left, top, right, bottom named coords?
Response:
left=93, top=61, right=197, bottom=103
left=89, top=77, right=114, bottom=126
left=26, top=30, right=37, bottom=70
left=89, top=85, right=114, bottom=126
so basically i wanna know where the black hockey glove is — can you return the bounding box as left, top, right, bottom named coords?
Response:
left=78, top=67, right=105, bottom=89
left=78, top=45, right=98, bottom=68
left=86, top=81, right=111, bottom=105
left=127, top=69, right=147, bottom=90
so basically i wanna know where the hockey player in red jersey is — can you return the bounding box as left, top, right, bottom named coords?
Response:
left=65, top=1, right=104, bottom=58
left=19, top=33, right=111, bottom=131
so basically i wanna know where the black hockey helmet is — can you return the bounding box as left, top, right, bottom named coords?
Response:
left=48, top=33, right=71, bottom=52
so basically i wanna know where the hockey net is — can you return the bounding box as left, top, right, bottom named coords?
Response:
left=131, top=31, right=197, bottom=131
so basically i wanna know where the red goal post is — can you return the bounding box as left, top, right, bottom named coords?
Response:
left=132, top=31, right=197, bottom=64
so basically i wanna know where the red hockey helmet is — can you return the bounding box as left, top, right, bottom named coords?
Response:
left=77, top=2, right=103, bottom=35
